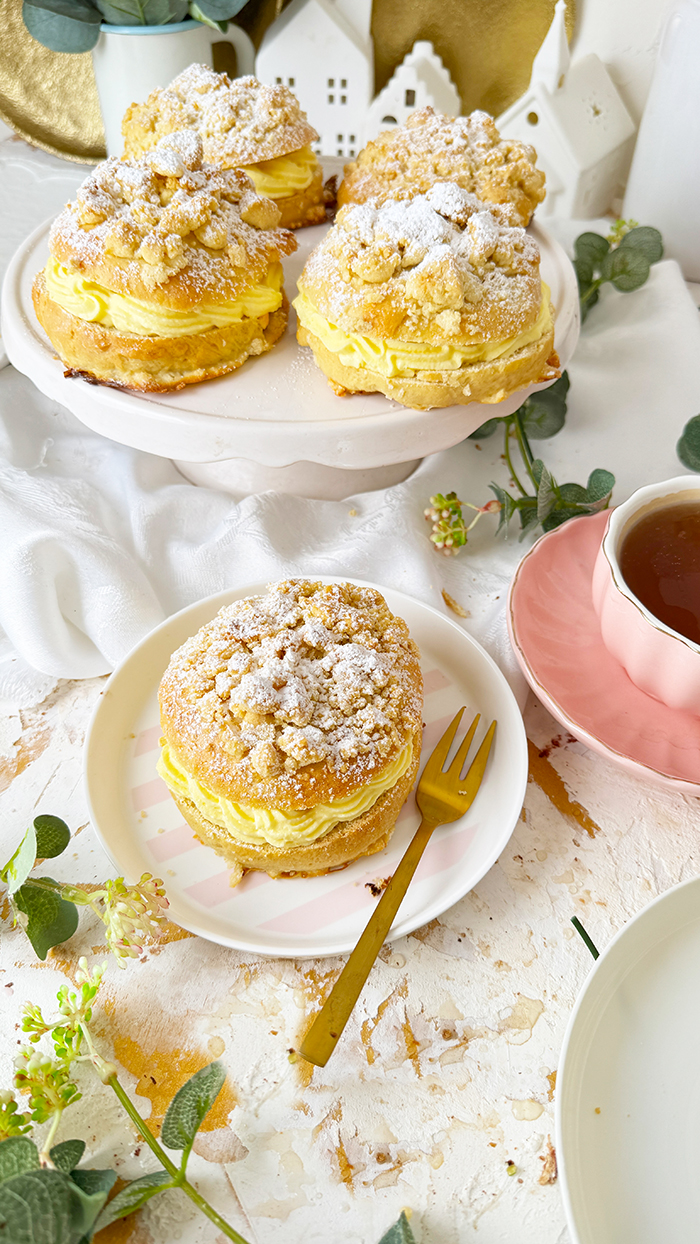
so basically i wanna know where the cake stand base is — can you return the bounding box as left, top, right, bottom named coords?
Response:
left=174, top=455, right=421, bottom=500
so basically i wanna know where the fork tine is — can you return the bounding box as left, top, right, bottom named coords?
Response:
left=421, top=706, right=465, bottom=780
left=445, top=713, right=481, bottom=781
left=459, top=720, right=497, bottom=801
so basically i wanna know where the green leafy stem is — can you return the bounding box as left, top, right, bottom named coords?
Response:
left=22, top=0, right=250, bottom=55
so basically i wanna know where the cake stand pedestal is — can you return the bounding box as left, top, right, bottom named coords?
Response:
left=1, top=219, right=579, bottom=500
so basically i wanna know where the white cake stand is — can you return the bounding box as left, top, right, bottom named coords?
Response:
left=1, top=218, right=579, bottom=499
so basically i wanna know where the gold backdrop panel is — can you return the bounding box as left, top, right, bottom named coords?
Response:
left=0, top=0, right=574, bottom=165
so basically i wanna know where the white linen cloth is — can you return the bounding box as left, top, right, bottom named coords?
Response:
left=0, top=144, right=699, bottom=709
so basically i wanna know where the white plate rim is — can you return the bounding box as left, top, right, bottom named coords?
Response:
left=83, top=576, right=528, bottom=957
left=556, top=873, right=700, bottom=1244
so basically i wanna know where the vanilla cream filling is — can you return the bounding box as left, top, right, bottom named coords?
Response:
left=44, top=257, right=284, bottom=338
left=293, top=285, right=553, bottom=379
left=157, top=737, right=414, bottom=849
left=242, top=145, right=318, bottom=199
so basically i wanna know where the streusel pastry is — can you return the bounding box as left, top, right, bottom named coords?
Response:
left=33, top=131, right=296, bottom=391
left=122, top=66, right=325, bottom=230
left=157, top=580, right=423, bottom=884
left=294, top=183, right=559, bottom=410
left=338, top=108, right=546, bottom=227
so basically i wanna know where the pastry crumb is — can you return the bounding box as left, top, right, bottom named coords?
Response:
left=442, top=590, right=470, bottom=618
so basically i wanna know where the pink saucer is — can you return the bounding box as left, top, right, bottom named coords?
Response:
left=507, top=509, right=700, bottom=794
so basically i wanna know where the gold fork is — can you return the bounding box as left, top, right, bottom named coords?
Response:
left=298, top=708, right=497, bottom=1067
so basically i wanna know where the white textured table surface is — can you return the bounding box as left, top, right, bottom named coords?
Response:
left=1, top=133, right=700, bottom=1244
left=2, top=676, right=699, bottom=1244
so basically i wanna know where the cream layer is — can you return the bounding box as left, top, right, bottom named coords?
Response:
left=242, top=146, right=318, bottom=199
left=293, top=285, right=553, bottom=379
left=157, top=737, right=414, bottom=848
left=44, top=258, right=284, bottom=338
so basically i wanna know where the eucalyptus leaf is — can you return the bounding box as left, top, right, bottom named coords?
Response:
left=0, top=1168, right=107, bottom=1244
left=573, top=255, right=593, bottom=288
left=161, top=1061, right=226, bottom=1151
left=188, top=1, right=227, bottom=30
left=619, top=225, right=663, bottom=264
left=600, top=246, right=649, bottom=292
left=2, top=823, right=37, bottom=896
left=583, top=467, right=615, bottom=505
left=92, top=1171, right=171, bottom=1230
left=542, top=506, right=582, bottom=531
left=0, top=1136, right=40, bottom=1184
left=677, top=414, right=700, bottom=472
left=519, top=373, right=569, bottom=440
left=489, top=483, right=517, bottom=535
left=94, top=0, right=186, bottom=24
left=535, top=463, right=557, bottom=522
left=378, top=1211, right=417, bottom=1243
left=14, top=882, right=79, bottom=960
left=23, top=0, right=101, bottom=53
left=467, top=416, right=503, bottom=440
left=574, top=231, right=609, bottom=267
left=34, top=816, right=71, bottom=861
left=70, top=1168, right=118, bottom=1198
left=50, top=1141, right=86, bottom=1175
left=518, top=504, right=541, bottom=539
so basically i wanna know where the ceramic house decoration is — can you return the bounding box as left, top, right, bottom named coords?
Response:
left=365, top=40, right=461, bottom=141
left=255, top=0, right=374, bottom=159
left=497, top=0, right=636, bottom=217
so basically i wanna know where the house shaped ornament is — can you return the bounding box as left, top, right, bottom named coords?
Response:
left=365, top=41, right=461, bottom=143
left=497, top=0, right=636, bottom=217
left=255, top=0, right=374, bottom=159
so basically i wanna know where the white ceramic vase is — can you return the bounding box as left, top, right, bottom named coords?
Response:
left=622, top=0, right=700, bottom=280
left=91, top=18, right=255, bottom=158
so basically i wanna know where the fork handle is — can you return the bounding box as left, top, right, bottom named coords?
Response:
left=298, top=817, right=437, bottom=1067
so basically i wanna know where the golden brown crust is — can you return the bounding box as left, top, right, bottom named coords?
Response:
left=171, top=725, right=421, bottom=878
left=122, top=67, right=318, bottom=166
left=296, top=184, right=544, bottom=346
left=297, top=323, right=559, bottom=409
left=276, top=168, right=326, bottom=230
left=33, top=272, right=289, bottom=392
left=49, top=132, right=296, bottom=306
left=158, top=580, right=424, bottom=810
left=338, top=108, right=546, bottom=226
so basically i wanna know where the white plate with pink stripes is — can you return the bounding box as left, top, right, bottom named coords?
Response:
left=84, top=580, right=528, bottom=958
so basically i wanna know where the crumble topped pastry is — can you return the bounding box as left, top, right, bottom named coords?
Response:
left=123, top=66, right=318, bottom=166
left=121, top=67, right=326, bottom=230
left=158, top=580, right=423, bottom=811
left=338, top=107, right=546, bottom=227
left=33, top=130, right=297, bottom=391
left=49, top=129, right=295, bottom=299
left=293, top=182, right=558, bottom=409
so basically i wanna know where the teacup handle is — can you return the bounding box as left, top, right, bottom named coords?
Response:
left=202, top=21, right=255, bottom=76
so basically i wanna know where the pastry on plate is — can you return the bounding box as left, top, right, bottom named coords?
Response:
left=122, top=66, right=325, bottom=230
left=293, top=182, right=559, bottom=410
left=157, top=579, right=423, bottom=884
left=33, top=131, right=297, bottom=392
left=338, top=107, right=546, bottom=226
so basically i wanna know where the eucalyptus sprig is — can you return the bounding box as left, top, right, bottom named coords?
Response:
left=1, top=814, right=169, bottom=964
left=0, top=966, right=417, bottom=1243
left=22, top=0, right=250, bottom=54
left=426, top=373, right=615, bottom=554
left=677, top=413, right=700, bottom=472
left=574, top=220, right=664, bottom=323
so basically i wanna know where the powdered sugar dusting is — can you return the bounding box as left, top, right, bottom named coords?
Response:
left=339, top=106, right=546, bottom=227
left=159, top=581, right=423, bottom=808
left=123, top=67, right=318, bottom=167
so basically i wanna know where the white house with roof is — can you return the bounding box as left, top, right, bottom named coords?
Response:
left=497, top=0, right=635, bottom=217
left=255, top=0, right=374, bottom=160
left=365, top=41, right=460, bottom=142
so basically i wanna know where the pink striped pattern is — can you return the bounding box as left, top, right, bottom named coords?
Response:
left=132, top=777, right=169, bottom=811
left=135, top=725, right=162, bottom=756
left=423, top=667, right=451, bottom=695
left=147, top=822, right=199, bottom=863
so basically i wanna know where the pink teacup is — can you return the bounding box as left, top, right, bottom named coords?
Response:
left=591, top=476, right=700, bottom=713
